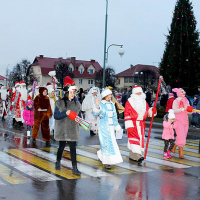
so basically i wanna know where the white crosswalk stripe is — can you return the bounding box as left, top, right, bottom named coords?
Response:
left=0, top=180, right=6, bottom=185
left=0, top=152, right=61, bottom=182
left=25, top=148, right=113, bottom=178
left=65, top=147, right=154, bottom=172
left=89, top=145, right=191, bottom=169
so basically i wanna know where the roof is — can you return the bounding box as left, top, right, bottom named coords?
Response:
left=0, top=75, right=9, bottom=81
left=116, top=64, right=159, bottom=77
left=30, top=56, right=102, bottom=78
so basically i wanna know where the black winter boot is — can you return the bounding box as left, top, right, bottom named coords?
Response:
left=72, top=165, right=81, bottom=175
left=55, top=161, right=61, bottom=170
left=46, top=141, right=51, bottom=147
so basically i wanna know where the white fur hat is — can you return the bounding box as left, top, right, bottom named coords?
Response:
left=101, top=88, right=112, bottom=98
left=168, top=109, right=175, bottom=119
left=48, top=87, right=54, bottom=94
left=132, top=85, right=143, bottom=94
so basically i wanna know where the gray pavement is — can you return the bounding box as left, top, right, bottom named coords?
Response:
left=0, top=120, right=200, bottom=200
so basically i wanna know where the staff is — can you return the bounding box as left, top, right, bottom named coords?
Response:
left=144, top=76, right=162, bottom=159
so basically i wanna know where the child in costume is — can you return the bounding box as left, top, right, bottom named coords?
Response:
left=23, top=101, right=34, bottom=139
left=162, top=109, right=177, bottom=159
left=172, top=88, right=192, bottom=158
left=93, top=88, right=123, bottom=169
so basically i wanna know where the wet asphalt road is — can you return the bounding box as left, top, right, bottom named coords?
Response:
left=0, top=120, right=200, bottom=200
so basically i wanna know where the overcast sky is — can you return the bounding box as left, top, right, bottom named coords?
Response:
left=0, top=0, right=200, bottom=77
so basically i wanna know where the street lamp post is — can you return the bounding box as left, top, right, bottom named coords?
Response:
left=135, top=72, right=143, bottom=85
left=102, top=0, right=125, bottom=88
left=102, top=0, right=108, bottom=89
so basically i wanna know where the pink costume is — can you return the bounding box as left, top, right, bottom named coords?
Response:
left=23, top=101, right=34, bottom=126
left=162, top=120, right=177, bottom=140
left=172, top=88, right=190, bottom=146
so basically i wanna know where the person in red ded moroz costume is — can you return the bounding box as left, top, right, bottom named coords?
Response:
left=124, top=85, right=157, bottom=163
left=165, top=93, right=175, bottom=113
left=32, top=87, right=53, bottom=146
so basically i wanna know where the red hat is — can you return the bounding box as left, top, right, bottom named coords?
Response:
left=15, top=81, right=20, bottom=87
left=132, top=85, right=143, bottom=94
left=20, top=81, right=26, bottom=86
left=64, top=76, right=75, bottom=87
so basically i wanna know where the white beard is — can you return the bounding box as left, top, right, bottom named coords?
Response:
left=1, top=89, right=7, bottom=101
left=20, top=87, right=27, bottom=101
left=130, top=93, right=146, bottom=115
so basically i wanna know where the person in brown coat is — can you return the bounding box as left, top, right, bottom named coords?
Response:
left=32, top=87, right=53, bottom=146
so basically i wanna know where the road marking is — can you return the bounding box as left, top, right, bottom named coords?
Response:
left=83, top=145, right=173, bottom=171
left=60, top=147, right=154, bottom=173
left=0, top=180, right=6, bottom=185
left=45, top=147, right=135, bottom=175
left=0, top=152, right=61, bottom=182
left=122, top=140, right=200, bottom=157
left=25, top=148, right=113, bottom=178
left=6, top=149, right=85, bottom=180
left=0, top=163, right=32, bottom=184
left=89, top=145, right=191, bottom=168
left=155, top=139, right=199, bottom=149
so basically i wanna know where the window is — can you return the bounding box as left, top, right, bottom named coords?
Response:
left=38, top=67, right=40, bottom=72
left=69, top=67, right=72, bottom=73
left=125, top=77, right=129, bottom=83
left=79, top=79, right=83, bottom=84
left=88, top=80, right=93, bottom=85
left=37, top=77, right=40, bottom=82
left=88, top=69, right=94, bottom=74
left=129, top=77, right=133, bottom=83
left=79, top=68, right=83, bottom=74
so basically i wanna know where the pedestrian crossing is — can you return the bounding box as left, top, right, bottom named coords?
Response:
left=0, top=138, right=200, bottom=185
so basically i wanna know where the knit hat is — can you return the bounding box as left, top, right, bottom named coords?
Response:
left=169, top=93, right=174, bottom=97
left=116, top=95, right=120, bottom=98
left=101, top=88, right=112, bottom=98
left=168, top=109, right=175, bottom=119
left=132, top=85, right=143, bottom=94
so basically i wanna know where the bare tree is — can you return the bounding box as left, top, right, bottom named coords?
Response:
left=95, top=66, right=116, bottom=89
left=55, top=61, right=74, bottom=89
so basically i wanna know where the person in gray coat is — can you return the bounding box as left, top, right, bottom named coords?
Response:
left=54, top=83, right=81, bottom=175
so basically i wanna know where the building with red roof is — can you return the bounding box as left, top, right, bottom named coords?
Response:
left=115, top=64, right=160, bottom=91
left=29, top=55, right=102, bottom=89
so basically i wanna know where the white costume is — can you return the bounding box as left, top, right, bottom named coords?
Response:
left=0, top=86, right=8, bottom=118
left=82, top=87, right=101, bottom=134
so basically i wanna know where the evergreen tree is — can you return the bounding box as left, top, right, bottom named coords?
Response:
left=159, top=0, right=200, bottom=95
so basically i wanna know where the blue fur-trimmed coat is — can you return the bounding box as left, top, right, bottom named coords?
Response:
left=93, top=100, right=121, bottom=156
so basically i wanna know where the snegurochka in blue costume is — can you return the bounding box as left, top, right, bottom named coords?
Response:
left=93, top=88, right=123, bottom=169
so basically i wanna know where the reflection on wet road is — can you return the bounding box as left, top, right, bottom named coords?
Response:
left=0, top=124, right=200, bottom=200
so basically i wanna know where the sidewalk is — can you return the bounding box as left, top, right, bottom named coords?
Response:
left=119, top=119, right=200, bottom=140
